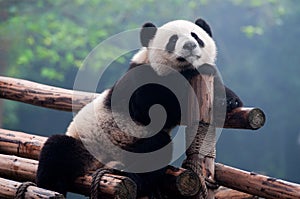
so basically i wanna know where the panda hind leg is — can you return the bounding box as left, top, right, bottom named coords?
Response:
left=36, top=134, right=94, bottom=196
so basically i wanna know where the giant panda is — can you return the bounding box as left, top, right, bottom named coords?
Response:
left=36, top=18, right=243, bottom=197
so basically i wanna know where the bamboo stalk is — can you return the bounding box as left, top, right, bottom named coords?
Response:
left=215, top=163, right=300, bottom=199
left=0, top=76, right=265, bottom=129
left=0, top=177, right=64, bottom=199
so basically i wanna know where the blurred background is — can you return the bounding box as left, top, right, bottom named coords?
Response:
left=0, top=0, right=299, bottom=198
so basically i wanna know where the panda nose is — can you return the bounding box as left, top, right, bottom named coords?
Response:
left=183, top=41, right=197, bottom=51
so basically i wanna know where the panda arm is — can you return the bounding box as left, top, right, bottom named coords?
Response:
left=224, top=86, right=243, bottom=111
left=214, top=76, right=243, bottom=112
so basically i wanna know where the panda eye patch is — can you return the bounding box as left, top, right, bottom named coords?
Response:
left=166, top=34, right=178, bottom=53
left=191, top=32, right=205, bottom=48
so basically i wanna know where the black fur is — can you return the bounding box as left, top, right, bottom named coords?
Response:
left=166, top=34, right=178, bottom=53
left=195, top=18, right=213, bottom=37
left=191, top=32, right=205, bottom=48
left=36, top=135, right=96, bottom=196
left=140, top=22, right=157, bottom=47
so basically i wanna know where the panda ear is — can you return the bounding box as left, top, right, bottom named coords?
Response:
left=140, top=22, right=157, bottom=47
left=195, top=18, right=213, bottom=37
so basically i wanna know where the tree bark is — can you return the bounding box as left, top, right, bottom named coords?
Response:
left=215, top=163, right=300, bottom=199
left=183, top=66, right=216, bottom=199
left=0, top=76, right=98, bottom=112
left=1, top=131, right=300, bottom=199
left=215, top=187, right=257, bottom=199
left=0, top=177, right=64, bottom=199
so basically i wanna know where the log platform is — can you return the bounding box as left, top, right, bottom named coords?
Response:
left=0, top=75, right=297, bottom=199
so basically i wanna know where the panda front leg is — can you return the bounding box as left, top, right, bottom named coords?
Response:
left=36, top=134, right=96, bottom=196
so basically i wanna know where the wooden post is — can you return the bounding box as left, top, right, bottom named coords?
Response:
left=183, top=65, right=216, bottom=199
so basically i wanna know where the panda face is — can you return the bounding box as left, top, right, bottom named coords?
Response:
left=134, top=19, right=217, bottom=76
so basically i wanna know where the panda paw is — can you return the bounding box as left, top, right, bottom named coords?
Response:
left=226, top=97, right=242, bottom=112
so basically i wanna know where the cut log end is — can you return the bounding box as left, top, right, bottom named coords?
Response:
left=248, top=108, right=266, bottom=130
left=114, top=176, right=137, bottom=199
left=165, top=166, right=200, bottom=196
left=224, top=107, right=266, bottom=130
left=177, top=169, right=200, bottom=196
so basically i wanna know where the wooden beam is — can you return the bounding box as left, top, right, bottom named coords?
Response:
left=0, top=154, right=136, bottom=198
left=215, top=163, right=300, bottom=199
left=0, top=177, right=64, bottom=199
left=223, top=107, right=265, bottom=130
left=0, top=128, right=46, bottom=160
left=1, top=129, right=300, bottom=198
left=215, top=187, right=257, bottom=199
left=0, top=76, right=98, bottom=112
left=0, top=143, right=199, bottom=198
left=0, top=76, right=265, bottom=129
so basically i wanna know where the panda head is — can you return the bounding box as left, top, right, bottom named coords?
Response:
left=132, top=18, right=217, bottom=76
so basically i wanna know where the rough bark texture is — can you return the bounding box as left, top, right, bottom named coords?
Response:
left=0, top=128, right=46, bottom=160
left=215, top=187, right=258, bottom=199
left=224, top=107, right=265, bottom=130
left=0, top=76, right=98, bottom=112
left=215, top=163, right=300, bottom=199
left=0, top=177, right=64, bottom=199
left=0, top=151, right=199, bottom=198
left=184, top=69, right=216, bottom=199
left=0, top=154, right=136, bottom=198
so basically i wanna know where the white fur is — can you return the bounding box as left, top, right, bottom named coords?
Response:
left=132, top=20, right=217, bottom=76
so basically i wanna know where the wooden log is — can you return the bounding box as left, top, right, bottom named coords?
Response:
left=0, top=154, right=37, bottom=182
left=163, top=166, right=200, bottom=197
left=184, top=65, right=216, bottom=199
left=215, top=187, right=257, bottom=199
left=215, top=163, right=300, bottom=199
left=0, top=177, right=64, bottom=199
left=2, top=135, right=300, bottom=198
left=72, top=172, right=137, bottom=199
left=0, top=154, right=136, bottom=198
left=223, top=107, right=265, bottom=130
left=0, top=152, right=199, bottom=198
left=0, top=128, right=46, bottom=160
left=0, top=76, right=98, bottom=112
left=0, top=76, right=265, bottom=129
